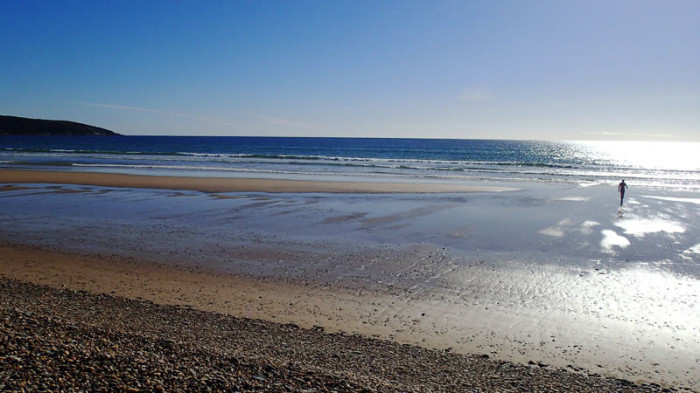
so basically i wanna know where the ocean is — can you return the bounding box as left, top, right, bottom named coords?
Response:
left=1, top=136, right=699, bottom=190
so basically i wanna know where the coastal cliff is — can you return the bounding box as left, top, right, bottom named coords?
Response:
left=0, top=115, right=120, bottom=136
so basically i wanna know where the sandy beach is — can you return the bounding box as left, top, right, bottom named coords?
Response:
left=2, top=276, right=668, bottom=392
left=1, top=169, right=699, bottom=391
left=0, top=244, right=680, bottom=392
left=0, top=169, right=515, bottom=193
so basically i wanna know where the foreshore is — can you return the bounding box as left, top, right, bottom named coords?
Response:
left=0, top=169, right=515, bottom=193
left=1, top=169, right=699, bottom=391
left=0, top=243, right=672, bottom=392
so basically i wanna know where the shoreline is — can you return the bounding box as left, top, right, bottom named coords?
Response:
left=0, top=242, right=474, bottom=353
left=0, top=242, right=695, bottom=392
left=0, top=243, right=677, bottom=392
left=2, top=171, right=699, bottom=391
left=0, top=168, right=516, bottom=193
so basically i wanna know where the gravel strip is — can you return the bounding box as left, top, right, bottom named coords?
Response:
left=0, top=278, right=681, bottom=392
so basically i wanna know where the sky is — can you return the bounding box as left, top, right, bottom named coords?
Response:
left=1, top=0, right=698, bottom=140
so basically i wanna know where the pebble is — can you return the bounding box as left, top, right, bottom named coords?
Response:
left=0, top=278, right=679, bottom=392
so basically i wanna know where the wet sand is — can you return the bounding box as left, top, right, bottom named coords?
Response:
left=1, top=170, right=699, bottom=390
left=0, top=169, right=515, bottom=193
left=2, top=278, right=666, bottom=392
left=0, top=242, right=692, bottom=393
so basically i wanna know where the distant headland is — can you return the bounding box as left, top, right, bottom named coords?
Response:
left=0, top=115, right=121, bottom=136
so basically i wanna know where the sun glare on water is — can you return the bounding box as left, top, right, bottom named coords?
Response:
left=574, top=141, right=700, bottom=171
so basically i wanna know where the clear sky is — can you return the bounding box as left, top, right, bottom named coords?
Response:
left=1, top=0, right=698, bottom=140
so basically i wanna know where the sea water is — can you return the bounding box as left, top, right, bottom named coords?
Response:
left=2, top=136, right=699, bottom=190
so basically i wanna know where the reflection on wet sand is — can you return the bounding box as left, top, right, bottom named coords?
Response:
left=1, top=180, right=699, bottom=388
left=615, top=217, right=685, bottom=238
left=600, top=229, right=630, bottom=252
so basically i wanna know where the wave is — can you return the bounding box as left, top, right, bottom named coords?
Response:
left=7, top=146, right=694, bottom=176
left=3, top=137, right=699, bottom=191
left=7, top=154, right=699, bottom=180
left=1, top=147, right=182, bottom=156
left=0, top=147, right=617, bottom=170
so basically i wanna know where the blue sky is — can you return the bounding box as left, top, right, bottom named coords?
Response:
left=1, top=1, right=698, bottom=140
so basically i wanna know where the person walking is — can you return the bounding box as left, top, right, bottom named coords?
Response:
left=618, top=179, right=628, bottom=206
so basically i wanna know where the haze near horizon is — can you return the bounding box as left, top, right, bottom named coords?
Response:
left=1, top=1, right=698, bottom=141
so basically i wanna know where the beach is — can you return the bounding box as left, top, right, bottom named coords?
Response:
left=4, top=0, right=699, bottom=389
left=2, top=168, right=699, bottom=391
left=0, top=169, right=516, bottom=193
left=2, top=277, right=666, bottom=392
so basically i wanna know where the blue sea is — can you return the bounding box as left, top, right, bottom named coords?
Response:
left=1, top=136, right=699, bottom=189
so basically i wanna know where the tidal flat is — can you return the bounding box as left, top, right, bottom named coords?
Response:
left=1, top=175, right=699, bottom=390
